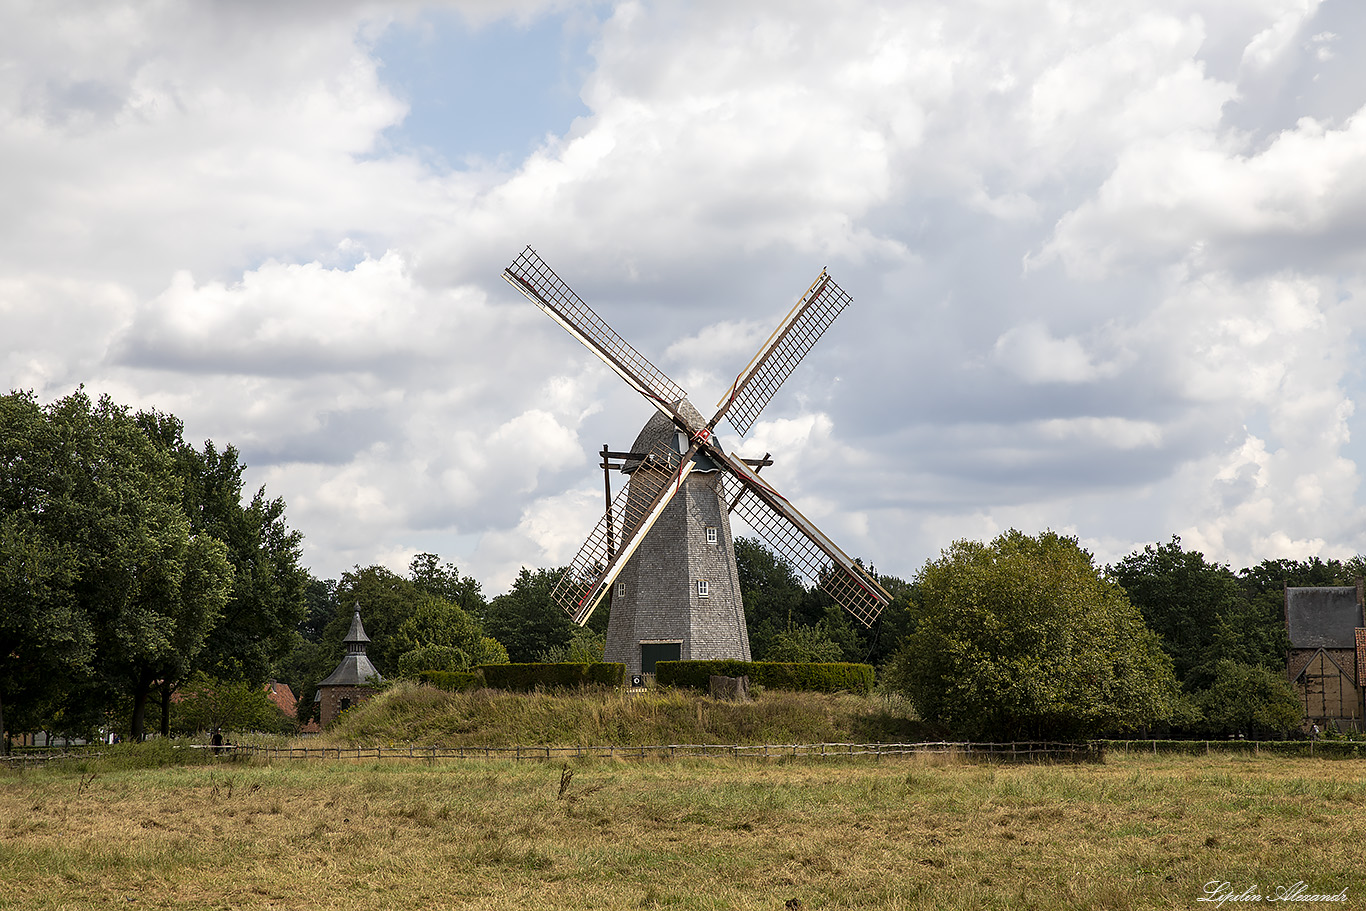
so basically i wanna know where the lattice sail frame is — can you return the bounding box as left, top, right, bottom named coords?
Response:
left=549, top=437, right=693, bottom=624
left=720, top=468, right=886, bottom=628
left=506, top=245, right=890, bottom=629
left=504, top=247, right=692, bottom=425
left=720, top=271, right=852, bottom=437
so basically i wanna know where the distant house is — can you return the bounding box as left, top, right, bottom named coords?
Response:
left=314, top=606, right=384, bottom=728
left=1286, top=581, right=1366, bottom=731
left=264, top=681, right=297, bottom=720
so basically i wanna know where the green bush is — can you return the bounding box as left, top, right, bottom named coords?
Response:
left=479, top=662, right=625, bottom=691
left=892, top=530, right=1179, bottom=740
left=585, top=663, right=625, bottom=686
left=655, top=660, right=874, bottom=694
left=171, top=672, right=295, bottom=735
left=398, top=645, right=469, bottom=677
left=1193, top=659, right=1304, bottom=737
left=416, top=669, right=484, bottom=692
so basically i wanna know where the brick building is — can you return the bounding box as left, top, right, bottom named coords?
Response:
left=314, top=607, right=383, bottom=727
left=1286, top=581, right=1366, bottom=731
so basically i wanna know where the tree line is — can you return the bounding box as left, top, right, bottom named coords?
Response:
left=1, top=390, right=308, bottom=749
left=882, top=531, right=1356, bottom=740
left=3, top=391, right=1349, bottom=746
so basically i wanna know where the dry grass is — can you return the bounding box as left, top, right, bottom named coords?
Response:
left=321, top=681, right=932, bottom=748
left=1, top=750, right=1362, bottom=910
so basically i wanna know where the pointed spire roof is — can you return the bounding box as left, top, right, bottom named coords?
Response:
left=344, top=603, right=370, bottom=644
left=317, top=603, right=382, bottom=687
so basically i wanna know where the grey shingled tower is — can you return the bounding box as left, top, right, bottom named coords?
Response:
left=606, top=407, right=750, bottom=675
left=503, top=247, right=891, bottom=679
left=315, top=605, right=383, bottom=726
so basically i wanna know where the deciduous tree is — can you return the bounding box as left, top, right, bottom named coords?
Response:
left=137, top=410, right=309, bottom=691
left=1195, top=660, right=1304, bottom=737
left=1109, top=537, right=1253, bottom=688
left=890, top=530, right=1179, bottom=740
left=483, top=567, right=574, bottom=663
left=1, top=391, right=235, bottom=742
left=0, top=393, right=89, bottom=752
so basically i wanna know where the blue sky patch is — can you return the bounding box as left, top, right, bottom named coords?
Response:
left=372, top=9, right=599, bottom=168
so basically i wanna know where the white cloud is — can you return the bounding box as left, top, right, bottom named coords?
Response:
left=1241, top=0, right=1322, bottom=72
left=4, top=0, right=1366, bottom=596
left=992, top=323, right=1109, bottom=384
left=1043, top=109, right=1366, bottom=277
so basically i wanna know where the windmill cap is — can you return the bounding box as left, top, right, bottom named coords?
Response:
left=623, top=405, right=721, bottom=474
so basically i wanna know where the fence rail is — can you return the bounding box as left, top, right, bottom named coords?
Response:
left=5, top=738, right=1362, bottom=766
left=230, top=741, right=1100, bottom=762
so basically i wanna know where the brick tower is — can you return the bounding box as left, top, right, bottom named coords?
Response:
left=314, top=606, right=383, bottom=727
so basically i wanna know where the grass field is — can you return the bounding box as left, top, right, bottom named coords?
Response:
left=318, top=682, right=936, bottom=748
left=2, top=747, right=1362, bottom=910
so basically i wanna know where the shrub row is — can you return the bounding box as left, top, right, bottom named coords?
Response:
left=656, top=660, right=875, bottom=694
left=479, top=662, right=625, bottom=691
left=416, top=670, right=484, bottom=692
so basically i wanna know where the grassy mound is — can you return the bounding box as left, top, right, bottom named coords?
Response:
left=321, top=680, right=932, bottom=746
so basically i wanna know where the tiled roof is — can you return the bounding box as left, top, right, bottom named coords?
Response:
left=1286, top=586, right=1363, bottom=649
left=318, top=607, right=384, bottom=687
left=1356, top=628, right=1366, bottom=688
left=264, top=682, right=296, bottom=717
left=317, top=653, right=382, bottom=687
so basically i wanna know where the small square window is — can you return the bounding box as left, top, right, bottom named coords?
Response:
left=615, top=582, right=625, bottom=598
left=696, top=579, right=710, bottom=598
left=705, top=526, right=718, bottom=545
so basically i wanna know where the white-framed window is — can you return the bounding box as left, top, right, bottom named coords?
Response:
left=706, top=526, right=718, bottom=545
left=615, top=582, right=625, bottom=598
left=696, top=579, right=710, bottom=598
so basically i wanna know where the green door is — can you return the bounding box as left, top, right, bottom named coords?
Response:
left=640, top=642, right=681, bottom=674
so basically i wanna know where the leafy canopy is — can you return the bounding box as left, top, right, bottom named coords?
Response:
left=890, top=529, right=1179, bottom=740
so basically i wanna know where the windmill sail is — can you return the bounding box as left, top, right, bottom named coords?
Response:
left=715, top=450, right=889, bottom=627
left=717, top=270, right=852, bottom=437
left=503, top=247, right=694, bottom=429
left=508, top=245, right=886, bottom=660
left=549, top=437, right=697, bottom=624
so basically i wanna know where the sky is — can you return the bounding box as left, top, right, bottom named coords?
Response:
left=5, top=0, right=1366, bottom=595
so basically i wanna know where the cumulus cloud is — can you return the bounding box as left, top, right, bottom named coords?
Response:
left=4, top=0, right=1366, bottom=593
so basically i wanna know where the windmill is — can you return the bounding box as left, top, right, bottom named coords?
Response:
left=503, top=247, right=889, bottom=675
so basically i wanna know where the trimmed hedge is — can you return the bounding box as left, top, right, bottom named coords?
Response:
left=479, top=662, right=626, bottom=691
left=416, top=669, right=484, bottom=692
left=655, top=660, right=874, bottom=694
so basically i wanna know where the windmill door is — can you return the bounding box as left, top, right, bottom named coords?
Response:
left=640, top=642, right=681, bottom=674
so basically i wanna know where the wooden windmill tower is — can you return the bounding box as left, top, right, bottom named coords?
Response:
left=504, top=248, right=889, bottom=675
